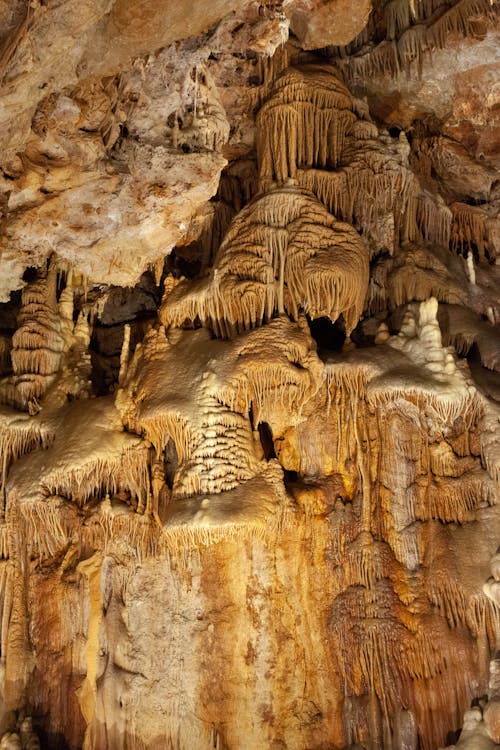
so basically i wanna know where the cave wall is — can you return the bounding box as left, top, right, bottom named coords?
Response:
left=0, top=1, right=500, bottom=749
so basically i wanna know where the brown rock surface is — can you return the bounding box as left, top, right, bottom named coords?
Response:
left=0, top=1, right=500, bottom=749
left=289, top=0, right=373, bottom=49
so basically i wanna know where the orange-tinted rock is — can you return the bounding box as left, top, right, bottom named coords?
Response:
left=290, top=0, right=372, bottom=49
left=484, top=699, right=500, bottom=744
left=0, top=3, right=499, bottom=750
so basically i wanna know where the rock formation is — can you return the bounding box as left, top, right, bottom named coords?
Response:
left=0, top=1, right=499, bottom=748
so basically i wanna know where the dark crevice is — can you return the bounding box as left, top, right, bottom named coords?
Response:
left=0, top=289, right=22, bottom=333
left=307, top=315, right=346, bottom=352
left=165, top=247, right=201, bottom=280
left=258, top=421, right=276, bottom=461
left=90, top=315, right=156, bottom=396
left=164, top=438, right=178, bottom=489
left=22, top=266, right=39, bottom=283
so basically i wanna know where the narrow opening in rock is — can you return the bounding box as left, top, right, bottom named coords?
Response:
left=307, top=315, right=346, bottom=352
left=22, top=267, right=38, bottom=283
left=164, top=437, right=178, bottom=489
left=258, top=421, right=276, bottom=460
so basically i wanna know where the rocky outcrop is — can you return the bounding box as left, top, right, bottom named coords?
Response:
left=0, top=1, right=499, bottom=749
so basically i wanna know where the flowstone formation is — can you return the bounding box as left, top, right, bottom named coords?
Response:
left=0, top=1, right=500, bottom=749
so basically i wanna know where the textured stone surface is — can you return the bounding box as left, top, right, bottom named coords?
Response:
left=290, top=0, right=372, bottom=49
left=0, top=1, right=500, bottom=749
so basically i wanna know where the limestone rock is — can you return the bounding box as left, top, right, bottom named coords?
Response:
left=0, top=1, right=499, bottom=749
left=289, top=0, right=372, bottom=49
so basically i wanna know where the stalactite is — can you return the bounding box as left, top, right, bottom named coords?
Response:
left=389, top=265, right=463, bottom=307
left=417, top=473, right=495, bottom=522
left=385, top=0, right=412, bottom=40
left=40, top=444, right=150, bottom=509
left=0, top=409, right=54, bottom=514
left=339, top=0, right=499, bottom=81
left=416, top=191, right=452, bottom=246
left=9, top=271, right=64, bottom=410
left=368, top=386, right=478, bottom=425
left=330, top=533, right=393, bottom=594
left=428, top=0, right=498, bottom=49
left=15, top=493, right=162, bottom=562
left=117, top=318, right=320, bottom=518
left=162, top=501, right=293, bottom=551
left=17, top=494, right=73, bottom=560
left=374, top=242, right=468, bottom=310
left=331, top=583, right=461, bottom=750
left=256, top=64, right=356, bottom=185
left=384, top=0, right=452, bottom=39
left=480, top=400, right=500, bottom=491
left=450, top=201, right=490, bottom=261
left=161, top=186, right=369, bottom=337
left=438, top=303, right=500, bottom=370
left=0, top=25, right=498, bottom=750
left=293, top=124, right=420, bottom=246
left=257, top=43, right=290, bottom=92
left=2, top=267, right=94, bottom=412
left=195, top=201, right=236, bottom=271
left=398, top=23, right=430, bottom=74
